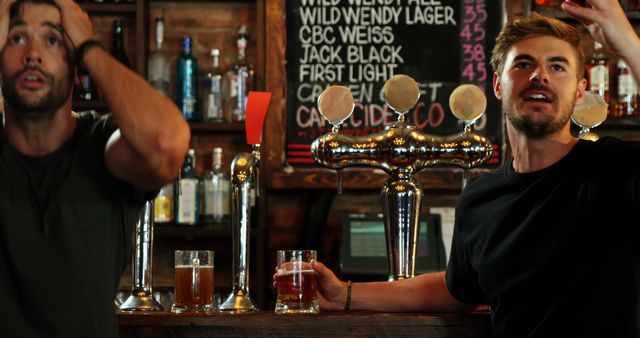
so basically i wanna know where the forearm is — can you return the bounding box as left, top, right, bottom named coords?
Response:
left=351, top=272, right=477, bottom=312
left=83, top=46, right=190, bottom=184
left=618, top=37, right=640, bottom=87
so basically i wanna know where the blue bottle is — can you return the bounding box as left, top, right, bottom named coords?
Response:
left=176, top=36, right=199, bottom=121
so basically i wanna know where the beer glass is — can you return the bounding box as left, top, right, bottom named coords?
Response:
left=171, top=250, right=216, bottom=314
left=275, top=250, right=319, bottom=314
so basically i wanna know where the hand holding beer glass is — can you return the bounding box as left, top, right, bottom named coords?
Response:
left=171, top=250, right=216, bottom=314
left=275, top=250, right=320, bottom=314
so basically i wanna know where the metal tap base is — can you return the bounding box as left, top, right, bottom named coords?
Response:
left=218, top=292, right=260, bottom=312
left=118, top=291, right=163, bottom=312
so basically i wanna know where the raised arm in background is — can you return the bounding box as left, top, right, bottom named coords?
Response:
left=54, top=0, right=190, bottom=190
left=562, top=0, right=640, bottom=85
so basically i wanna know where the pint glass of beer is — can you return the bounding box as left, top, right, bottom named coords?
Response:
left=171, top=250, right=216, bottom=314
left=275, top=250, right=319, bottom=314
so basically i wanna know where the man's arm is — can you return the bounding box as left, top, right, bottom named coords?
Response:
left=311, top=261, right=478, bottom=312
left=55, top=0, right=190, bottom=190
left=562, top=0, right=640, bottom=85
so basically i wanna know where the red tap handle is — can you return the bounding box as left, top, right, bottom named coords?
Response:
left=245, top=91, right=271, bottom=145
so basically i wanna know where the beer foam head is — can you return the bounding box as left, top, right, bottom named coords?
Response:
left=449, top=84, right=486, bottom=123
left=383, top=74, right=420, bottom=113
left=572, top=92, right=608, bottom=128
left=277, top=269, right=316, bottom=276
left=317, top=85, right=355, bottom=125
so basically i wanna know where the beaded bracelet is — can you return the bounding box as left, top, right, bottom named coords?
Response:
left=73, top=39, right=103, bottom=68
left=345, top=280, right=352, bottom=311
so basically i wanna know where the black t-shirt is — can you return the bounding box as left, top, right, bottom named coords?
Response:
left=447, top=137, right=640, bottom=338
left=0, top=113, right=146, bottom=338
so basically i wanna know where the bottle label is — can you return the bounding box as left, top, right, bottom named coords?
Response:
left=154, top=195, right=173, bottom=222
left=177, top=179, right=198, bottom=224
left=182, top=97, right=196, bottom=115
left=151, top=79, right=170, bottom=97
left=618, top=73, right=638, bottom=96
left=204, top=178, right=230, bottom=218
left=589, top=65, right=609, bottom=91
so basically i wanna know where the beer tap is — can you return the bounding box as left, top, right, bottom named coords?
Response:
left=119, top=200, right=163, bottom=311
left=571, top=92, right=608, bottom=141
left=219, top=92, right=271, bottom=312
left=311, top=75, right=493, bottom=280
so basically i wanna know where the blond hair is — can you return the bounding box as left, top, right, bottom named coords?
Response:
left=490, top=13, right=585, bottom=79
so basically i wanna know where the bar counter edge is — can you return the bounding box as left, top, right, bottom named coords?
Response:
left=118, top=311, right=492, bottom=337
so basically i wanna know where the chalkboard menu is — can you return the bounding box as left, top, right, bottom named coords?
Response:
left=285, top=0, right=504, bottom=167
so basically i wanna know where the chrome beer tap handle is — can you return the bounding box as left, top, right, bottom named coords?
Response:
left=571, top=92, right=608, bottom=141
left=119, top=200, right=163, bottom=311
left=311, top=75, right=494, bottom=280
left=316, top=86, right=354, bottom=194
left=449, top=84, right=488, bottom=189
left=219, top=149, right=260, bottom=312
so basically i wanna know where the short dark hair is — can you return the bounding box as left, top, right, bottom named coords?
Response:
left=10, top=0, right=60, bottom=21
left=490, top=12, right=585, bottom=80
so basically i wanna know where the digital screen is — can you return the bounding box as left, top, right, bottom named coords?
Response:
left=350, top=221, right=428, bottom=257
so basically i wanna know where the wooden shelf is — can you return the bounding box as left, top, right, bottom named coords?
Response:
left=80, top=3, right=137, bottom=14
left=189, top=122, right=245, bottom=132
left=154, top=225, right=263, bottom=238
left=73, top=100, right=108, bottom=112
left=154, top=226, right=231, bottom=238
left=600, top=116, right=640, bottom=129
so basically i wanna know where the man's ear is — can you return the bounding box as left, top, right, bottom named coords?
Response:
left=493, top=72, right=502, bottom=100
left=575, top=78, right=587, bottom=105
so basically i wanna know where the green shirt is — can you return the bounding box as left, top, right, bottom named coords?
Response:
left=0, top=113, right=146, bottom=338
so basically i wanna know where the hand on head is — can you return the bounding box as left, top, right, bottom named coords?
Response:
left=52, top=0, right=93, bottom=49
left=0, top=0, right=13, bottom=52
left=562, top=0, right=639, bottom=60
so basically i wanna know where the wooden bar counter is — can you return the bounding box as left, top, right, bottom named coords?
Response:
left=118, top=311, right=492, bottom=337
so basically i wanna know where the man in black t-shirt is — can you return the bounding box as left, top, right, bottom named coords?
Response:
left=300, top=0, right=640, bottom=337
left=0, top=0, right=189, bottom=337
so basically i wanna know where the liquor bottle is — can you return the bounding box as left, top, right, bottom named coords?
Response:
left=112, top=19, right=131, bottom=68
left=615, top=59, right=638, bottom=117
left=587, top=41, right=610, bottom=109
left=202, top=147, right=230, bottom=227
left=176, top=36, right=199, bottom=121
left=202, top=49, right=225, bottom=122
left=147, top=18, right=171, bottom=97
left=76, top=67, right=98, bottom=101
left=227, top=26, right=254, bottom=122
left=154, top=182, right=174, bottom=224
left=175, top=149, right=199, bottom=226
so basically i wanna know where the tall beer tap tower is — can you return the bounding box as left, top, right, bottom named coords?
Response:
left=219, top=92, right=271, bottom=312
left=119, top=200, right=163, bottom=311
left=311, top=75, right=494, bottom=280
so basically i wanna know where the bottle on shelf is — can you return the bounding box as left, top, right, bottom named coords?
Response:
left=615, top=59, right=639, bottom=117
left=175, top=149, right=199, bottom=226
left=112, top=19, right=131, bottom=68
left=75, top=67, right=99, bottom=101
left=202, top=147, right=230, bottom=227
left=587, top=41, right=610, bottom=113
left=176, top=36, right=199, bottom=122
left=227, top=25, right=254, bottom=122
left=154, top=183, right=174, bottom=224
left=202, top=48, right=226, bottom=122
left=147, top=17, right=171, bottom=97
